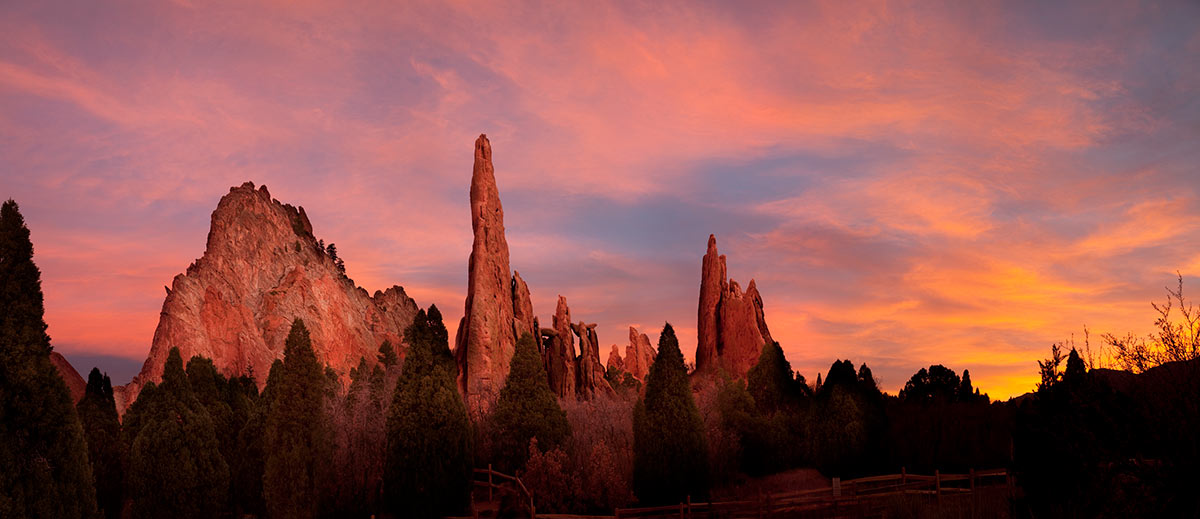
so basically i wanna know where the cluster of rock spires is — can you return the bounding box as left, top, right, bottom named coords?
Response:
left=455, top=135, right=621, bottom=412
left=606, top=326, right=656, bottom=383
left=65, top=134, right=776, bottom=415
left=694, top=234, right=774, bottom=381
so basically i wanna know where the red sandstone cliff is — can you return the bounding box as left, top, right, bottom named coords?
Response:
left=116, top=182, right=419, bottom=412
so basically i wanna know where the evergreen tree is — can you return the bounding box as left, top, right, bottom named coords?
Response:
left=747, top=341, right=795, bottom=413
left=264, top=319, right=330, bottom=519
left=78, top=368, right=125, bottom=519
left=233, top=359, right=282, bottom=517
left=0, top=199, right=98, bottom=519
left=633, top=323, right=709, bottom=505
left=186, top=356, right=237, bottom=466
left=491, top=332, right=571, bottom=472
left=377, top=339, right=398, bottom=368
left=384, top=306, right=473, bottom=519
left=128, top=347, right=229, bottom=519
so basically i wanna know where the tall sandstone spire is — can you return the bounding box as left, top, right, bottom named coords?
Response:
left=695, top=235, right=774, bottom=380
left=455, top=134, right=518, bottom=413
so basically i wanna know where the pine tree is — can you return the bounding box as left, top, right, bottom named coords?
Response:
left=78, top=368, right=125, bottom=519
left=0, top=199, right=98, bottom=519
left=491, top=332, right=572, bottom=473
left=384, top=306, right=473, bottom=519
left=633, top=323, right=709, bottom=505
left=128, top=347, right=229, bottom=519
left=264, top=319, right=330, bottom=519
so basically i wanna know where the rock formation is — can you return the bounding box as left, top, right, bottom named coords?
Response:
left=696, top=235, right=725, bottom=372
left=606, top=344, right=625, bottom=373
left=542, top=296, right=577, bottom=399
left=455, top=134, right=525, bottom=413
left=694, top=235, right=773, bottom=380
left=602, top=326, right=656, bottom=384
left=573, top=321, right=615, bottom=398
left=50, top=352, right=85, bottom=403
left=117, top=182, right=419, bottom=412
left=623, top=326, right=656, bottom=382
left=512, top=271, right=539, bottom=343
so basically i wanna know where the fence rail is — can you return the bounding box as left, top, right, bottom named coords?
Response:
left=461, top=467, right=1012, bottom=519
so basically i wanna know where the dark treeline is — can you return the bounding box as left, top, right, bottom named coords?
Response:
left=3, top=196, right=1197, bottom=518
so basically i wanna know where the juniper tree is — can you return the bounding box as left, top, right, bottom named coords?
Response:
left=233, top=359, right=283, bottom=517
left=128, top=347, right=229, bottom=519
left=491, top=332, right=571, bottom=473
left=78, top=368, right=124, bottom=519
left=633, top=323, right=709, bottom=505
left=384, top=306, right=473, bottom=519
left=0, top=199, right=98, bottom=519
left=263, top=319, right=330, bottom=519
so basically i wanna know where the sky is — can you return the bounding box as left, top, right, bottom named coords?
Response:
left=2, top=1, right=1198, bottom=398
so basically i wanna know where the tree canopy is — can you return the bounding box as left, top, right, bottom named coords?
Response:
left=491, top=331, right=572, bottom=473
left=127, top=347, right=229, bottom=519
left=0, top=199, right=98, bottom=519
left=264, top=319, right=330, bottom=519
left=633, top=323, right=709, bottom=505
left=384, top=305, right=473, bottom=519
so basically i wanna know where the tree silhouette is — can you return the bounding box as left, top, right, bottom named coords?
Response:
left=492, top=332, right=572, bottom=473
left=128, top=348, right=229, bottom=519
left=264, top=319, right=330, bottom=519
left=0, top=199, right=98, bottom=519
left=633, top=323, right=709, bottom=505
left=77, top=368, right=124, bottom=519
left=384, top=306, right=473, bottom=519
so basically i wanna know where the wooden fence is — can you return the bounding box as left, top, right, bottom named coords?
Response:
left=465, top=467, right=1012, bottom=519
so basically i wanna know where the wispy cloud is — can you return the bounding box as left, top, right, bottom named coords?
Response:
left=2, top=0, right=1198, bottom=398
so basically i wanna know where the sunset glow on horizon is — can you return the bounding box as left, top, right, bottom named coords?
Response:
left=3, top=1, right=1199, bottom=399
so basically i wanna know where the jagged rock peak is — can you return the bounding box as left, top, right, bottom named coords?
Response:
left=512, top=271, right=538, bottom=342
left=542, top=295, right=577, bottom=399
left=573, top=320, right=615, bottom=399
left=456, top=134, right=517, bottom=414
left=694, top=234, right=772, bottom=380
left=607, top=344, right=625, bottom=373
left=624, top=326, right=656, bottom=382
left=696, top=234, right=726, bottom=374
left=116, top=182, right=419, bottom=413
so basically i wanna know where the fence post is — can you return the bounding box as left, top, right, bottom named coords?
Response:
left=935, top=470, right=941, bottom=503
left=901, top=466, right=907, bottom=486
left=970, top=468, right=977, bottom=519
left=686, top=495, right=692, bottom=519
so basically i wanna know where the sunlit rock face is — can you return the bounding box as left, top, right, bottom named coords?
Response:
left=542, top=296, right=577, bottom=400
left=512, top=271, right=539, bottom=344
left=694, top=234, right=773, bottom=381
left=116, top=182, right=419, bottom=413
left=604, top=326, right=656, bottom=385
left=623, top=326, right=656, bottom=382
left=573, top=320, right=615, bottom=399
left=455, top=134, right=522, bottom=414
